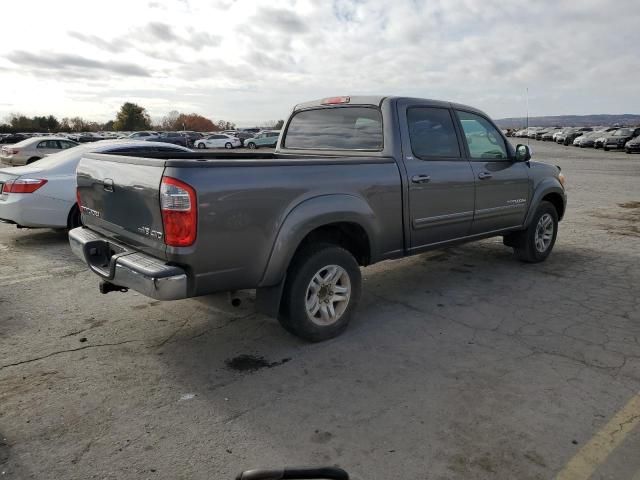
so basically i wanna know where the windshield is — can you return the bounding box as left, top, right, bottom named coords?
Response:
left=284, top=106, right=383, bottom=150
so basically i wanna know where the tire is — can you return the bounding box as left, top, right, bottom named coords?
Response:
left=247, top=142, right=257, bottom=149
left=279, top=244, right=361, bottom=342
left=603, top=146, right=609, bottom=151
left=511, top=201, right=559, bottom=263
left=26, top=157, right=40, bottom=164
left=67, top=204, right=82, bottom=230
left=225, top=142, right=232, bottom=149
left=197, top=143, right=206, bottom=149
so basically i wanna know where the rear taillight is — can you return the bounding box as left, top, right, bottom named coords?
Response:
left=160, top=176, right=197, bottom=247
left=4, top=178, right=48, bottom=194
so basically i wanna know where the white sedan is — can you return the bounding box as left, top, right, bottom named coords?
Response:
left=0, top=140, right=191, bottom=229
left=194, top=134, right=241, bottom=149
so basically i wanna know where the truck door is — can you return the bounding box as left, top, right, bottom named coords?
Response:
left=454, top=110, right=530, bottom=234
left=397, top=101, right=476, bottom=251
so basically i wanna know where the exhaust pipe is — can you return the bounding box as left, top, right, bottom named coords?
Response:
left=228, top=291, right=242, bottom=307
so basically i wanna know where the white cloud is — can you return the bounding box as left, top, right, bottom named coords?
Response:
left=0, top=0, right=638, bottom=125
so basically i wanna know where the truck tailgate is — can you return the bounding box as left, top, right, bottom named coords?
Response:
left=76, top=153, right=167, bottom=258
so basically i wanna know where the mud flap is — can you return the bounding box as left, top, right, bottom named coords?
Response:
left=255, top=278, right=285, bottom=318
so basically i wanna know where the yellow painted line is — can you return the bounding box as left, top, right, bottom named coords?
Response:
left=556, top=393, right=640, bottom=480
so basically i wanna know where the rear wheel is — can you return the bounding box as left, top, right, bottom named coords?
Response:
left=225, top=142, right=232, bottom=149
left=510, top=201, right=559, bottom=263
left=26, top=157, right=40, bottom=164
left=279, top=244, right=361, bottom=342
left=197, top=143, right=206, bottom=149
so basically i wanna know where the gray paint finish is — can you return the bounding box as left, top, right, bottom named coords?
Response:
left=74, top=96, right=567, bottom=301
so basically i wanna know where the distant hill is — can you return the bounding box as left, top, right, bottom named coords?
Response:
left=495, top=114, right=640, bottom=128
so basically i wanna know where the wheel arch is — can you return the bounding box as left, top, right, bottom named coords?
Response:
left=259, top=194, right=378, bottom=288
left=524, top=181, right=566, bottom=226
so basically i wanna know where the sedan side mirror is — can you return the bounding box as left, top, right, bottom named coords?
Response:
left=237, top=467, right=349, bottom=480
left=515, top=144, right=532, bottom=162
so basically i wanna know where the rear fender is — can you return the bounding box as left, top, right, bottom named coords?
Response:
left=259, top=194, right=379, bottom=287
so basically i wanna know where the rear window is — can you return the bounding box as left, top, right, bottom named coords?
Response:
left=284, top=107, right=383, bottom=150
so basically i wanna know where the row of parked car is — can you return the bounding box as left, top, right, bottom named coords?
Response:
left=506, top=126, right=640, bottom=153
left=0, top=139, right=194, bottom=229
left=0, top=128, right=282, bottom=150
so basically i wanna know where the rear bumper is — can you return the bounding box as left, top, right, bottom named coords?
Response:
left=69, top=227, right=188, bottom=301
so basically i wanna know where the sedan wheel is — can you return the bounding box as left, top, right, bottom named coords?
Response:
left=225, top=142, right=232, bottom=149
left=197, top=143, right=206, bottom=149
left=248, top=142, right=257, bottom=149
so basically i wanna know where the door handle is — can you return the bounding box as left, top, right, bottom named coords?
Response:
left=478, top=172, right=493, bottom=180
left=411, top=174, right=431, bottom=184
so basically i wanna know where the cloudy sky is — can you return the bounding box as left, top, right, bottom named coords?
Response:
left=0, top=0, right=638, bottom=126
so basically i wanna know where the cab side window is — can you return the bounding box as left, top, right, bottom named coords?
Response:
left=456, top=110, right=507, bottom=159
left=407, top=107, right=460, bottom=159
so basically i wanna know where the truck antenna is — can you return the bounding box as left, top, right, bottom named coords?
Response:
left=526, top=87, right=530, bottom=146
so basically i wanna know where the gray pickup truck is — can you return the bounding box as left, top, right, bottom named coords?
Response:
left=70, top=96, right=567, bottom=341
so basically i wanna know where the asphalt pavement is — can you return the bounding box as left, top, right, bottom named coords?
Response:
left=0, top=141, right=639, bottom=480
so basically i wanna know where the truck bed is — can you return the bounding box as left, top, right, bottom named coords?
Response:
left=76, top=151, right=404, bottom=296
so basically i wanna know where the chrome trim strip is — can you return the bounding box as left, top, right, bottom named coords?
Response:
left=413, top=210, right=474, bottom=229
left=474, top=203, right=527, bottom=219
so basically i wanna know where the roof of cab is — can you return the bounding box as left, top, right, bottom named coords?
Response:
left=293, top=96, right=486, bottom=116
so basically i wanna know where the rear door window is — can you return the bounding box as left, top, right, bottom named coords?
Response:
left=407, top=107, right=461, bottom=159
left=284, top=107, right=383, bottom=150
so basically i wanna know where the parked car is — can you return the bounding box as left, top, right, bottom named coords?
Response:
left=625, top=135, right=640, bottom=153
left=556, top=127, right=592, bottom=145
left=152, top=131, right=190, bottom=147
left=235, top=131, right=255, bottom=146
left=540, top=128, right=562, bottom=141
left=0, top=141, right=191, bottom=229
left=534, top=128, right=554, bottom=140
left=67, top=132, right=105, bottom=143
left=0, top=134, right=27, bottom=145
left=194, top=133, right=241, bottom=149
left=603, top=127, right=640, bottom=151
left=574, top=128, right=617, bottom=148
left=245, top=130, right=280, bottom=149
left=71, top=95, right=566, bottom=342
left=181, top=131, right=204, bottom=147
left=0, top=137, right=79, bottom=166
left=127, top=131, right=159, bottom=139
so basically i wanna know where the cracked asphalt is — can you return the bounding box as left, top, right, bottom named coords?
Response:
left=0, top=141, right=639, bottom=479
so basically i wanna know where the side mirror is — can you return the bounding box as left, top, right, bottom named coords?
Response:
left=515, top=144, right=532, bottom=162
left=237, top=467, right=349, bottom=480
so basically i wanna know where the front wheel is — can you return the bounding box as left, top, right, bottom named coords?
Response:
left=510, top=201, right=559, bottom=263
left=225, top=142, right=232, bottom=149
left=197, top=143, right=206, bottom=149
left=279, top=244, right=361, bottom=342
left=247, top=142, right=257, bottom=149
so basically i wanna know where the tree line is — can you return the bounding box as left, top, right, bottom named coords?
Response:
left=0, top=102, right=241, bottom=134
